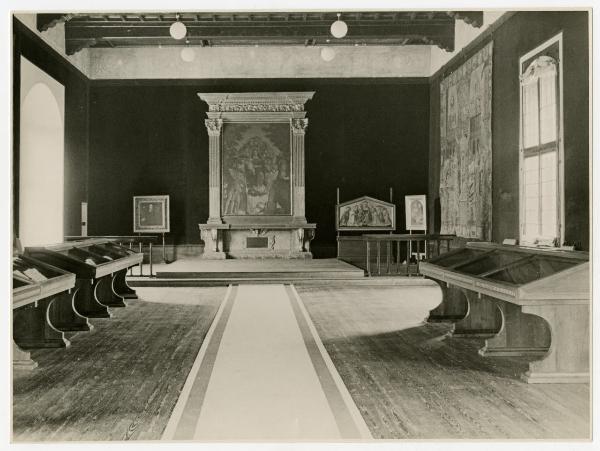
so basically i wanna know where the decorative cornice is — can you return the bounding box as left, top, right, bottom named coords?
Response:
left=36, top=14, right=75, bottom=33
left=446, top=12, right=484, bottom=28
left=291, top=118, right=309, bottom=135
left=198, top=92, right=315, bottom=113
left=205, top=118, right=223, bottom=135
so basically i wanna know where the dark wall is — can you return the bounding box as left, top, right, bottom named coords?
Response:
left=13, top=17, right=90, bottom=237
left=429, top=11, right=589, bottom=250
left=88, top=80, right=430, bottom=256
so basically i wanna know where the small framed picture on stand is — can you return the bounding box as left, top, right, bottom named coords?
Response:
left=133, top=195, right=170, bottom=264
left=404, top=194, right=427, bottom=231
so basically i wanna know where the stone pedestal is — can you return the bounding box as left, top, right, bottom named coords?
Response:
left=199, top=223, right=316, bottom=259
left=197, top=92, right=316, bottom=259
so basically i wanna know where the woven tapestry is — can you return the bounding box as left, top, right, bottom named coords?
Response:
left=439, top=41, right=493, bottom=239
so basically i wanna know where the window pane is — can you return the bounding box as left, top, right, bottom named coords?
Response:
left=522, top=81, right=539, bottom=148
left=540, top=151, right=558, bottom=238
left=541, top=210, right=557, bottom=237
left=540, top=151, right=557, bottom=182
left=539, top=72, right=557, bottom=143
left=525, top=221, right=539, bottom=237
left=523, top=154, right=540, bottom=236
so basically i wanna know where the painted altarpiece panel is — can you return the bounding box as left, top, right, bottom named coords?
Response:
left=439, top=41, right=493, bottom=240
left=336, top=196, right=395, bottom=232
left=222, top=123, right=291, bottom=216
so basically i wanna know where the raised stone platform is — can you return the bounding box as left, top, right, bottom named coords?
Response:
left=128, top=258, right=366, bottom=286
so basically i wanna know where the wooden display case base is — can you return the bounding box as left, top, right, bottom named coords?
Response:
left=12, top=341, right=38, bottom=371
left=522, top=371, right=589, bottom=384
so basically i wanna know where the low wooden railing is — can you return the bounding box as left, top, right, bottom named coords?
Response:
left=65, top=235, right=158, bottom=277
left=362, top=234, right=455, bottom=276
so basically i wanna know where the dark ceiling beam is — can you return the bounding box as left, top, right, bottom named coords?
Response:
left=447, top=11, right=484, bottom=27
left=65, top=23, right=455, bottom=40
left=66, top=35, right=455, bottom=54
left=58, top=11, right=484, bottom=54
left=36, top=13, right=73, bottom=32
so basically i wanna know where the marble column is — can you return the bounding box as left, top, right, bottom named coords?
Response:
left=291, top=118, right=308, bottom=224
left=205, top=118, right=223, bottom=224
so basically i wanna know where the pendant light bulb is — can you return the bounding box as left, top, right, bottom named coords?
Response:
left=330, top=13, right=348, bottom=39
left=170, top=14, right=187, bottom=40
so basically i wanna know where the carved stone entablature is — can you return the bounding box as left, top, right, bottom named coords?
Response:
left=212, top=104, right=303, bottom=113
left=291, top=119, right=309, bottom=135
left=198, top=92, right=315, bottom=114
left=205, top=118, right=223, bottom=136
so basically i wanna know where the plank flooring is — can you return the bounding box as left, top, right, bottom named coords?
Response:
left=12, top=287, right=226, bottom=442
left=296, top=284, right=590, bottom=439
left=12, top=284, right=590, bottom=441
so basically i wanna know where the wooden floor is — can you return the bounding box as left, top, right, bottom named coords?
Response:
left=12, top=287, right=226, bottom=441
left=297, top=284, right=590, bottom=439
left=13, top=284, right=590, bottom=441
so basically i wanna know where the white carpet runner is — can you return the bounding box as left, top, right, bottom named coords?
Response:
left=162, top=284, right=371, bottom=441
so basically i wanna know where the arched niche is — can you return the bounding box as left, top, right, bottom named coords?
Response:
left=19, top=57, right=65, bottom=246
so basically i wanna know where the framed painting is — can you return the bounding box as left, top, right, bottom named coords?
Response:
left=405, top=195, right=427, bottom=231
left=336, top=196, right=395, bottom=232
left=221, top=122, right=291, bottom=216
left=133, top=195, right=170, bottom=233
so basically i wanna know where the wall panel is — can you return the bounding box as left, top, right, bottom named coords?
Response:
left=88, top=80, right=430, bottom=257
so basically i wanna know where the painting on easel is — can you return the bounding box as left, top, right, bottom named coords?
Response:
left=133, top=195, right=170, bottom=233
left=336, top=196, right=395, bottom=232
left=405, top=195, right=427, bottom=231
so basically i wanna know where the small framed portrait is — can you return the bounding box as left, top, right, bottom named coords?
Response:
left=133, top=195, right=170, bottom=233
left=405, top=195, right=427, bottom=231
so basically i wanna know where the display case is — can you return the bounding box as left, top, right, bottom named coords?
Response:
left=420, top=242, right=589, bottom=383
left=12, top=254, right=77, bottom=370
left=25, top=239, right=143, bottom=319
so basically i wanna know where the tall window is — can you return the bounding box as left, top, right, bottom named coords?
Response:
left=519, top=34, right=563, bottom=246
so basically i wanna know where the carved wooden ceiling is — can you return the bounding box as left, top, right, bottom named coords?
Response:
left=36, top=11, right=483, bottom=55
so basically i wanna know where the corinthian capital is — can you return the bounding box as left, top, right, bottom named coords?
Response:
left=291, top=118, right=308, bottom=135
left=205, top=119, right=223, bottom=136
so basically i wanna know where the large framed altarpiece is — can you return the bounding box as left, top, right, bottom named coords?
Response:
left=197, top=92, right=316, bottom=259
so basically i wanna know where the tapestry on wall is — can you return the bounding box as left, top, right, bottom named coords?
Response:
left=222, top=122, right=291, bottom=216
left=439, top=41, right=493, bottom=240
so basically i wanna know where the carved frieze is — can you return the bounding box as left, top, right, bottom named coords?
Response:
left=198, top=92, right=315, bottom=114
left=209, top=103, right=304, bottom=112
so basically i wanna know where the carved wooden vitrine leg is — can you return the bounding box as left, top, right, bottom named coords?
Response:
left=520, top=303, right=589, bottom=384
left=94, top=275, right=126, bottom=308
left=13, top=339, right=37, bottom=370
left=73, top=279, right=111, bottom=318
left=47, top=289, right=93, bottom=332
left=479, top=300, right=549, bottom=357
left=427, top=283, right=469, bottom=322
left=13, top=298, right=69, bottom=349
left=112, top=269, right=137, bottom=299
left=452, top=291, right=502, bottom=337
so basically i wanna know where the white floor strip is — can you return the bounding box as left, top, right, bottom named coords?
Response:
left=288, top=284, right=372, bottom=439
left=161, top=285, right=234, bottom=440
left=194, top=284, right=340, bottom=440
left=163, top=283, right=371, bottom=441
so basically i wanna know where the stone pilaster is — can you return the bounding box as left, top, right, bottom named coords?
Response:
left=291, top=118, right=308, bottom=224
left=205, top=118, right=223, bottom=224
